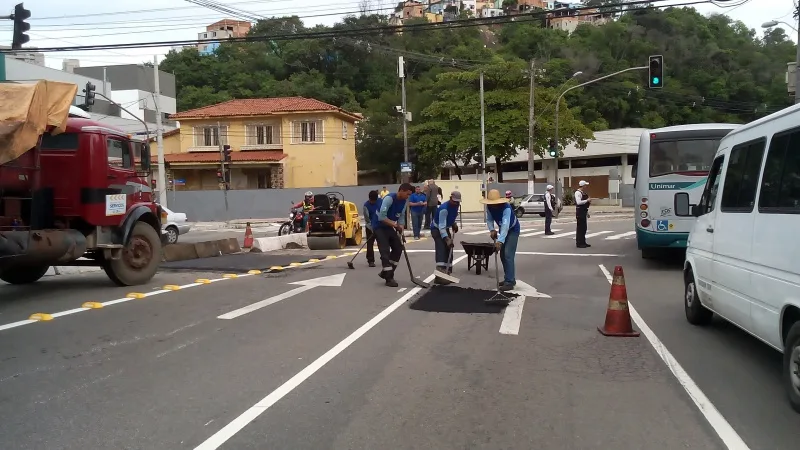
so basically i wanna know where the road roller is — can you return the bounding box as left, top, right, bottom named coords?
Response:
left=306, top=192, right=363, bottom=250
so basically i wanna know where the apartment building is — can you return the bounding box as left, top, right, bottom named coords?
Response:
left=198, top=19, right=252, bottom=55
left=0, top=46, right=44, bottom=66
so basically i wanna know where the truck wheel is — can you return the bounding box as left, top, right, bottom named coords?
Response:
left=784, top=321, right=800, bottom=413
left=103, top=221, right=162, bottom=286
left=0, top=265, right=50, bottom=285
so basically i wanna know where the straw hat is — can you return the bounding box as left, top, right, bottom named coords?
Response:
left=480, top=189, right=509, bottom=205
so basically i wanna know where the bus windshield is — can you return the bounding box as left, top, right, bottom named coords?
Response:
left=649, top=138, right=722, bottom=177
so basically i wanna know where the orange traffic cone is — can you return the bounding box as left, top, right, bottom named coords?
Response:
left=243, top=222, right=254, bottom=249
left=598, top=265, right=640, bottom=337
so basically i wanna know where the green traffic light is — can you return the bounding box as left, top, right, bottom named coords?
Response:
left=652, top=77, right=660, bottom=84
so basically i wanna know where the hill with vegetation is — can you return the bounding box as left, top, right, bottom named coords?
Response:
left=159, top=6, right=796, bottom=181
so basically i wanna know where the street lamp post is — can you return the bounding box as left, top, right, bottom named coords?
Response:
left=553, top=65, right=648, bottom=198
left=762, top=19, right=800, bottom=104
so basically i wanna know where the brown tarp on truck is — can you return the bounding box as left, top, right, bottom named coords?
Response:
left=0, top=80, right=78, bottom=166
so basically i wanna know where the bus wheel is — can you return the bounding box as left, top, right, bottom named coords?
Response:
left=103, top=222, right=162, bottom=286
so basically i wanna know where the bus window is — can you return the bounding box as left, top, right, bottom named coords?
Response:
left=649, top=139, right=722, bottom=177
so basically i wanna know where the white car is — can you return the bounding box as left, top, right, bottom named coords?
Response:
left=515, top=194, right=563, bottom=218
left=160, top=205, right=192, bottom=244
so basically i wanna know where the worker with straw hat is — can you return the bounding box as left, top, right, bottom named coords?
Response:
left=480, top=189, right=521, bottom=292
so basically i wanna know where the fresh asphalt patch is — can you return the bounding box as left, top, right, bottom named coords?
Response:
left=409, top=285, right=518, bottom=314
left=160, top=253, right=332, bottom=272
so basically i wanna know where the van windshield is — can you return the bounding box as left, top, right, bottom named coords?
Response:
left=649, top=139, right=722, bottom=177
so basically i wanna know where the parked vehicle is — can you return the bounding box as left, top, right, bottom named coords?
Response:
left=515, top=193, right=562, bottom=218
left=0, top=81, right=163, bottom=286
left=674, top=103, right=800, bottom=413
left=633, top=123, right=739, bottom=259
left=161, top=205, right=191, bottom=244
left=279, top=206, right=305, bottom=236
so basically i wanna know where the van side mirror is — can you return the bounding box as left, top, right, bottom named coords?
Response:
left=674, top=192, right=696, bottom=217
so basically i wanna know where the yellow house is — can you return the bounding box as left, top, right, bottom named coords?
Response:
left=158, top=97, right=360, bottom=190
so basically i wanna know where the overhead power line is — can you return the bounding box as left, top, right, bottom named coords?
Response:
left=0, top=0, right=717, bottom=54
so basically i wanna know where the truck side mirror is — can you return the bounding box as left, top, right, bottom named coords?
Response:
left=141, top=143, right=151, bottom=172
left=674, top=192, right=693, bottom=217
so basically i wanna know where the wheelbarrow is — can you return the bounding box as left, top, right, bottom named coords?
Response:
left=460, top=241, right=497, bottom=275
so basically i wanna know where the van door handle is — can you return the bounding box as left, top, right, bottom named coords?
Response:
left=706, top=226, right=714, bottom=233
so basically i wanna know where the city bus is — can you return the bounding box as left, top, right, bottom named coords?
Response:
left=633, top=123, right=740, bottom=259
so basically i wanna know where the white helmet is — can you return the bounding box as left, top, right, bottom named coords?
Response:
left=304, top=191, right=313, bottom=197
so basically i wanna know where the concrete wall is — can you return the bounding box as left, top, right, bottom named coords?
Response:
left=168, top=181, right=551, bottom=221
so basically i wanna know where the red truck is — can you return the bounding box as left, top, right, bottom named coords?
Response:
left=0, top=80, right=164, bottom=286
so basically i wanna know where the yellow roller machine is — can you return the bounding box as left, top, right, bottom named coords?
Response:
left=306, top=192, right=363, bottom=250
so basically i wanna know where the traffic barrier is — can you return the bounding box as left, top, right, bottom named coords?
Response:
left=217, top=238, right=242, bottom=255
left=243, top=222, right=254, bottom=249
left=597, top=265, right=640, bottom=337
left=251, top=233, right=307, bottom=253
left=162, top=242, right=200, bottom=262
left=194, top=240, right=222, bottom=259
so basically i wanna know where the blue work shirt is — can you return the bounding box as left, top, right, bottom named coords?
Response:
left=431, top=201, right=460, bottom=235
left=374, top=192, right=408, bottom=230
left=409, top=192, right=427, bottom=215
left=485, top=203, right=520, bottom=243
left=363, top=200, right=379, bottom=230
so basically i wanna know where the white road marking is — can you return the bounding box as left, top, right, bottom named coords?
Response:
left=520, top=229, right=561, bottom=237
left=499, top=297, right=525, bottom=335
left=400, top=249, right=620, bottom=257
left=464, top=229, right=488, bottom=236
left=606, top=231, right=636, bottom=240
left=195, top=255, right=469, bottom=450
left=584, top=230, right=614, bottom=239
left=544, top=231, right=576, bottom=239
left=397, top=288, right=407, bottom=293
left=218, top=274, right=346, bottom=320
left=597, top=264, right=750, bottom=450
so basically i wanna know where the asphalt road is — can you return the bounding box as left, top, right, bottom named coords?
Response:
left=1, top=217, right=797, bottom=449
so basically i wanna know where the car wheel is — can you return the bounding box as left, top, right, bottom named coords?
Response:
left=784, top=321, right=800, bottom=413
left=515, top=208, right=524, bottom=218
left=165, top=225, right=179, bottom=244
left=684, top=269, right=713, bottom=326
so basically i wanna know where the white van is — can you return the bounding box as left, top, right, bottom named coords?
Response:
left=674, top=104, right=800, bottom=413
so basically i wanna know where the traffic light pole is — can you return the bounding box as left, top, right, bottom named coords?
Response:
left=527, top=59, right=536, bottom=196
left=153, top=55, right=168, bottom=209
left=217, top=121, right=229, bottom=211
left=553, top=65, right=648, bottom=199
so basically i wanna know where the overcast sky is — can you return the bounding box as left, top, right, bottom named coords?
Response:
left=0, top=0, right=794, bottom=70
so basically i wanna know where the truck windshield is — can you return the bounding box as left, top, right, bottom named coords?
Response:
left=649, top=138, right=721, bottom=177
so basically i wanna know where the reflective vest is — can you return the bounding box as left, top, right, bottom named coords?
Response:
left=431, top=201, right=460, bottom=230
left=486, top=203, right=520, bottom=234
left=374, top=192, right=407, bottom=230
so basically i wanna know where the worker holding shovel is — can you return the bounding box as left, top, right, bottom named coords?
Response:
left=431, top=191, right=461, bottom=285
left=481, top=189, right=521, bottom=292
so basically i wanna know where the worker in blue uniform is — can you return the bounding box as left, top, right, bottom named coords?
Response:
left=431, top=191, right=461, bottom=283
left=481, top=188, right=521, bottom=292
left=362, top=190, right=380, bottom=267
left=374, top=183, right=414, bottom=287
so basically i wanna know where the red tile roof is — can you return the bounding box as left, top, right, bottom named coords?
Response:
left=152, top=150, right=286, bottom=164
left=169, top=97, right=361, bottom=121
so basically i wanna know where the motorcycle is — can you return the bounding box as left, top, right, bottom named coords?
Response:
left=279, top=206, right=305, bottom=236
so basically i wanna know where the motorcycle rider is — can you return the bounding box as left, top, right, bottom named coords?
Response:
left=292, top=191, right=315, bottom=231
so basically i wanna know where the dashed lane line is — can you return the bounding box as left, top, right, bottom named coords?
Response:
left=0, top=249, right=392, bottom=333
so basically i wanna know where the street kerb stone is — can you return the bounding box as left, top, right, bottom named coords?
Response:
left=217, top=238, right=242, bottom=255
left=162, top=242, right=200, bottom=262
left=194, top=241, right=222, bottom=259
left=160, top=252, right=333, bottom=272
left=409, top=285, right=518, bottom=314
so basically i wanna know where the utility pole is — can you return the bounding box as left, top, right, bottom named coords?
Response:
left=153, top=55, right=167, bottom=209
left=527, top=59, right=535, bottom=196
left=399, top=56, right=410, bottom=183
left=553, top=65, right=648, bottom=199
left=217, top=121, right=229, bottom=211
left=480, top=70, right=487, bottom=197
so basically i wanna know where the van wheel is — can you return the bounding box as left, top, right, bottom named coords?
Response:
left=784, top=322, right=800, bottom=413
left=685, top=270, right=712, bottom=326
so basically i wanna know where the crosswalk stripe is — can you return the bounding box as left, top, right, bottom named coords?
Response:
left=584, top=231, right=614, bottom=239
left=544, top=231, right=576, bottom=239
left=606, top=231, right=636, bottom=240
left=464, top=229, right=487, bottom=235
left=520, top=229, right=561, bottom=237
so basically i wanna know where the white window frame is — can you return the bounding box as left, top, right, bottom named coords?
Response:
left=193, top=125, right=228, bottom=147
left=291, top=119, right=324, bottom=144
left=245, top=123, right=279, bottom=146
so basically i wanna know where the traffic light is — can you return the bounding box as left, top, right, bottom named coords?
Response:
left=11, top=3, right=31, bottom=50
left=217, top=170, right=225, bottom=183
left=548, top=139, right=557, bottom=158
left=648, top=55, right=664, bottom=89
left=83, top=82, right=96, bottom=109
left=151, top=179, right=157, bottom=190
left=222, top=144, right=231, bottom=162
